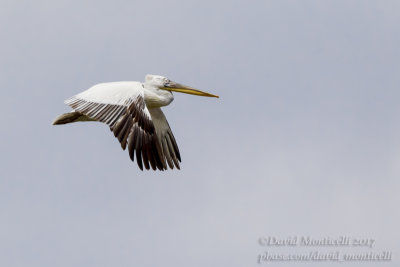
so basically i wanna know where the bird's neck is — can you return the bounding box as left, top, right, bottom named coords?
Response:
left=143, top=84, right=174, bottom=108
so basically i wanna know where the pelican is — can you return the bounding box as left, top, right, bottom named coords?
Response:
left=53, top=74, right=219, bottom=170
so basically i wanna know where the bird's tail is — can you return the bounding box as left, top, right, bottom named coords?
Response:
left=52, top=112, right=96, bottom=125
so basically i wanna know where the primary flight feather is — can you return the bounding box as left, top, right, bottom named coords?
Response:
left=53, top=74, right=219, bottom=171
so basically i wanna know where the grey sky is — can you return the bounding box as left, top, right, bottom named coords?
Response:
left=1, top=0, right=399, bottom=266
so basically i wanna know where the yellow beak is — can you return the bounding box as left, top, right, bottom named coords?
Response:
left=162, top=81, right=219, bottom=98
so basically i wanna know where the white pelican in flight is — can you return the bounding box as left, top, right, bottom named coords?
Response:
left=53, top=74, right=219, bottom=171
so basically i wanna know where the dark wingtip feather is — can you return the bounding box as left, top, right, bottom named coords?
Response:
left=136, top=149, right=143, bottom=170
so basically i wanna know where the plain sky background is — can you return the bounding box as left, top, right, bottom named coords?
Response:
left=1, top=0, right=399, bottom=266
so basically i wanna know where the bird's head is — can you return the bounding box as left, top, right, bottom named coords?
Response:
left=145, top=74, right=219, bottom=98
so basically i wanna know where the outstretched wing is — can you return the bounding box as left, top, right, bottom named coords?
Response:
left=149, top=108, right=181, bottom=170
left=65, top=82, right=180, bottom=170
